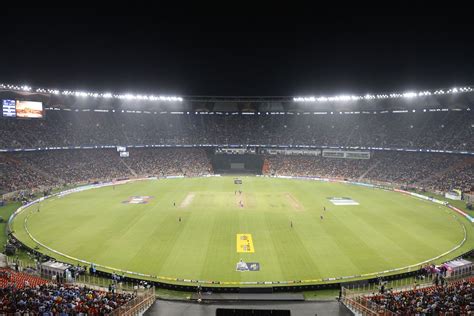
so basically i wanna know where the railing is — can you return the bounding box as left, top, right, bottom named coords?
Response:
left=5, top=256, right=39, bottom=274
left=110, top=287, right=155, bottom=316
left=342, top=284, right=395, bottom=316
left=342, top=296, right=394, bottom=316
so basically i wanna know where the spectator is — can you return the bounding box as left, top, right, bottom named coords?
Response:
left=367, top=278, right=474, bottom=315
left=0, top=282, right=135, bottom=314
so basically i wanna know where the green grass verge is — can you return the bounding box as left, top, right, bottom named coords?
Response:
left=0, top=202, right=20, bottom=247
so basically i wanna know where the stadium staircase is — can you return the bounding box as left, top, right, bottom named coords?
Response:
left=119, top=159, right=137, bottom=177
left=357, top=160, right=381, bottom=182
left=262, top=158, right=270, bottom=174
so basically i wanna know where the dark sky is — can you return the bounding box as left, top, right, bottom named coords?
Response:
left=1, top=12, right=473, bottom=96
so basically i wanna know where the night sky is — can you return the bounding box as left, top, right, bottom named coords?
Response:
left=1, top=12, right=473, bottom=96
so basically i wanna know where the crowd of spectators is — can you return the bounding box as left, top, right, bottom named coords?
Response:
left=0, top=155, right=57, bottom=193
left=126, top=148, right=213, bottom=177
left=367, top=278, right=474, bottom=315
left=0, top=110, right=472, bottom=151
left=0, top=109, right=472, bottom=194
left=431, top=163, right=474, bottom=193
left=264, top=152, right=473, bottom=192
left=0, top=148, right=212, bottom=193
left=1, top=147, right=471, bottom=195
left=0, top=283, right=135, bottom=314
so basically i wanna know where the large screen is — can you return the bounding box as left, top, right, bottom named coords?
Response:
left=15, top=101, right=43, bottom=118
left=2, top=100, right=16, bottom=117
left=230, top=163, right=245, bottom=169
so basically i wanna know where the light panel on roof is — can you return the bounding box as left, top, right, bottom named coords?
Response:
left=294, top=86, right=473, bottom=102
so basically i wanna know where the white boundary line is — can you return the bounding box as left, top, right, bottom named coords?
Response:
left=10, top=176, right=470, bottom=286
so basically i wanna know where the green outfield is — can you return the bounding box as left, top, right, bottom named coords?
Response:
left=11, top=176, right=474, bottom=286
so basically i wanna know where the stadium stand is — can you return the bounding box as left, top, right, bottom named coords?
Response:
left=0, top=107, right=471, bottom=196
left=1, top=148, right=471, bottom=195
left=264, top=152, right=474, bottom=192
left=0, top=268, right=49, bottom=289
left=0, top=268, right=136, bottom=314
left=0, top=148, right=212, bottom=194
left=365, top=277, right=474, bottom=315
left=0, top=110, right=472, bottom=151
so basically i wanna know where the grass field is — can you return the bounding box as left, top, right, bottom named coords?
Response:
left=0, top=202, right=19, bottom=247
left=11, top=176, right=474, bottom=286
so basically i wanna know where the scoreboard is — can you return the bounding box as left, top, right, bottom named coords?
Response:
left=2, top=100, right=16, bottom=117
left=2, top=100, right=43, bottom=118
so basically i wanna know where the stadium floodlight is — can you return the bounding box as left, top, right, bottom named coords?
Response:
left=121, top=94, right=135, bottom=100
left=402, top=92, right=417, bottom=98
left=4, top=84, right=22, bottom=91
left=75, top=91, right=88, bottom=97
left=294, top=85, right=474, bottom=103
left=0, top=82, right=471, bottom=103
left=0, top=83, right=184, bottom=102
left=331, top=95, right=350, bottom=101
left=418, top=91, right=431, bottom=96
left=159, top=96, right=183, bottom=102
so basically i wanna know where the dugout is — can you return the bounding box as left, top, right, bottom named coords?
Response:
left=40, top=261, right=71, bottom=279
left=443, top=259, right=473, bottom=278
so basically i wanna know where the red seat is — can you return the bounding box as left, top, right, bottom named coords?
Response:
left=0, top=268, right=49, bottom=289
